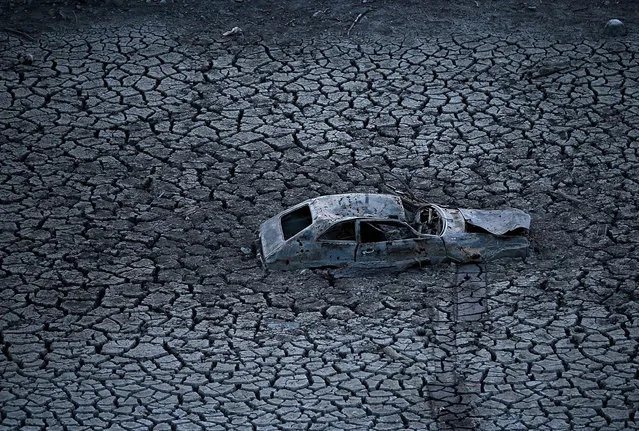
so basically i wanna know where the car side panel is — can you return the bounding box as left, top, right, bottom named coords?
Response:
left=318, top=241, right=358, bottom=268
left=356, top=236, right=447, bottom=268
left=442, top=233, right=529, bottom=263
left=265, top=231, right=321, bottom=270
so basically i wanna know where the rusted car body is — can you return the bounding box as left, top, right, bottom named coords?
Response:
left=258, top=193, right=530, bottom=271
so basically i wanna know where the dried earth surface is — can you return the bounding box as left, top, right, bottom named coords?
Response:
left=1, top=0, right=639, bottom=430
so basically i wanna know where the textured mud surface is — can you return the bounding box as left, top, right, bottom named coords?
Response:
left=1, top=1, right=639, bottom=429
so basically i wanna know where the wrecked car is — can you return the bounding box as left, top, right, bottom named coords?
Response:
left=258, top=193, right=530, bottom=270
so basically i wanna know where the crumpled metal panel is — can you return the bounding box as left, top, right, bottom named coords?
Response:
left=459, top=208, right=531, bottom=235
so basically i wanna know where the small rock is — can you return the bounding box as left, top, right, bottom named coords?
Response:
left=240, top=246, right=252, bottom=256
left=605, top=19, right=626, bottom=36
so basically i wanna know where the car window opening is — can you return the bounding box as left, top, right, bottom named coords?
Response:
left=319, top=221, right=356, bottom=241
left=418, top=207, right=443, bottom=235
left=281, top=205, right=312, bottom=240
left=360, top=221, right=416, bottom=243
left=360, top=222, right=386, bottom=243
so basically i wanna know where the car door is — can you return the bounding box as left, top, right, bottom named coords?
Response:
left=316, top=220, right=358, bottom=267
left=356, top=220, right=446, bottom=267
left=442, top=232, right=529, bottom=263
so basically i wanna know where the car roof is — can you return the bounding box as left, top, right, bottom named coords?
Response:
left=308, top=193, right=406, bottom=223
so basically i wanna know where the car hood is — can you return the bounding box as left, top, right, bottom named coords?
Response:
left=459, top=208, right=530, bottom=235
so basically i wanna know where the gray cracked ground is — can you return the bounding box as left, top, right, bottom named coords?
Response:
left=1, top=2, right=639, bottom=430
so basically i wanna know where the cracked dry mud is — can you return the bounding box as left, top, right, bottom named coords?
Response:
left=1, top=3, right=639, bottom=430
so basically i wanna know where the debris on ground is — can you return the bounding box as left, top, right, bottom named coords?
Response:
left=19, top=52, right=34, bottom=65
left=605, top=18, right=626, bottom=36
left=347, top=9, right=370, bottom=36
left=312, top=8, right=328, bottom=18
left=222, top=26, right=242, bottom=37
left=1, top=28, right=36, bottom=41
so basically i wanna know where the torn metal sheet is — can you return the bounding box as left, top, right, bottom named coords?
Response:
left=459, top=208, right=531, bottom=235
left=257, top=193, right=530, bottom=271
